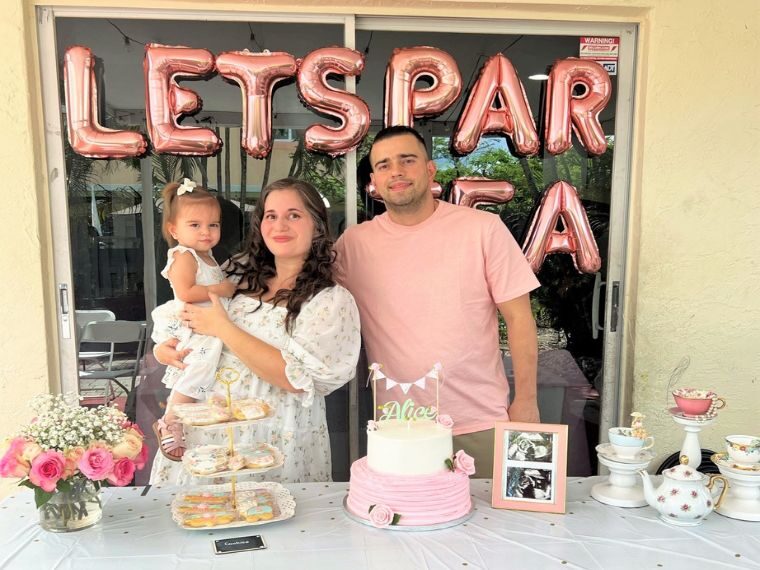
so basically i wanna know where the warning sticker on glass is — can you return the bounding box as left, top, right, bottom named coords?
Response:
left=579, top=36, right=619, bottom=75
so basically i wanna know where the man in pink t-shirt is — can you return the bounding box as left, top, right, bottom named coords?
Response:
left=334, top=126, right=540, bottom=476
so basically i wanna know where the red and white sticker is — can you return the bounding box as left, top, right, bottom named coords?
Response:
left=579, top=36, right=619, bottom=75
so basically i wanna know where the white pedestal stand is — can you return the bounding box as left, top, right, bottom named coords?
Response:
left=714, top=466, right=760, bottom=522
left=591, top=453, right=651, bottom=508
left=670, top=412, right=716, bottom=469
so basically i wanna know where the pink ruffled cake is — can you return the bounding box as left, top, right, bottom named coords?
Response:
left=345, top=418, right=474, bottom=528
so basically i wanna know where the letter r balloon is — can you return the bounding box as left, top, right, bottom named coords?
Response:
left=544, top=58, right=611, bottom=156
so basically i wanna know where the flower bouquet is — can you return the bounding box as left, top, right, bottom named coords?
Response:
left=0, top=394, right=148, bottom=531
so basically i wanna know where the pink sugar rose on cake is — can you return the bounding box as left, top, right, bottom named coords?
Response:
left=78, top=445, right=115, bottom=481
left=29, top=450, right=66, bottom=492
left=368, top=503, right=396, bottom=528
left=453, top=450, right=476, bottom=476
left=436, top=414, right=454, bottom=429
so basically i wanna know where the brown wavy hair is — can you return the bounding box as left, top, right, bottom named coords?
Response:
left=226, top=178, right=335, bottom=333
left=160, top=181, right=219, bottom=247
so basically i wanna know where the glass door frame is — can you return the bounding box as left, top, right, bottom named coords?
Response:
left=36, top=6, right=358, bottom=396
left=37, top=5, right=637, bottom=460
left=354, top=16, right=639, bottom=440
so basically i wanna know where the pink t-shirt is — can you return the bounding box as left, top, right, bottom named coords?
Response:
left=334, top=200, right=540, bottom=435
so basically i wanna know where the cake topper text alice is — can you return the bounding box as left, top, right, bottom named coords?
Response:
left=378, top=399, right=437, bottom=422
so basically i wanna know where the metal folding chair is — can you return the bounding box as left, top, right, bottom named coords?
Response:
left=78, top=320, right=147, bottom=418
left=75, top=309, right=116, bottom=369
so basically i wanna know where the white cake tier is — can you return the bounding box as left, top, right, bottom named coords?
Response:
left=367, top=419, right=453, bottom=476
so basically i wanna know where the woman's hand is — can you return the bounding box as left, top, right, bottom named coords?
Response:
left=181, top=293, right=231, bottom=337
left=154, top=337, right=191, bottom=368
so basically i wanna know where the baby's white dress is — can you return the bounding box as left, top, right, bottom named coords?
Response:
left=151, top=245, right=230, bottom=398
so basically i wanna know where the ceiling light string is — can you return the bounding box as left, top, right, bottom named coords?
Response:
left=107, top=20, right=146, bottom=50
left=247, top=23, right=265, bottom=51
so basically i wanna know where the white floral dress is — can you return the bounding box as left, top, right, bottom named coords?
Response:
left=151, top=245, right=229, bottom=398
left=150, top=285, right=361, bottom=485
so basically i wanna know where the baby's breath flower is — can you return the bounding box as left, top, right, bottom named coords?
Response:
left=19, top=393, right=130, bottom=450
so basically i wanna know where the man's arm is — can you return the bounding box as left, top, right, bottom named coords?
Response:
left=498, top=293, right=540, bottom=423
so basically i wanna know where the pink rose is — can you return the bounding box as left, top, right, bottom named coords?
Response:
left=29, top=450, right=66, bottom=492
left=368, top=503, right=395, bottom=528
left=78, top=446, right=115, bottom=481
left=133, top=443, right=149, bottom=471
left=123, top=422, right=144, bottom=438
left=107, top=457, right=136, bottom=486
left=21, top=442, right=43, bottom=464
left=436, top=414, right=454, bottom=429
left=0, top=438, right=31, bottom=478
left=111, top=431, right=143, bottom=461
left=453, top=450, right=476, bottom=476
left=63, top=447, right=85, bottom=479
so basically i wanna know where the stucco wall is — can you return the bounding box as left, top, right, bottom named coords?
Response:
left=1, top=0, right=758, bottom=499
left=624, top=0, right=760, bottom=464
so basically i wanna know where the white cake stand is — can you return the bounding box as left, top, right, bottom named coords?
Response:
left=668, top=408, right=717, bottom=469
left=712, top=453, right=760, bottom=522
left=591, top=445, right=653, bottom=508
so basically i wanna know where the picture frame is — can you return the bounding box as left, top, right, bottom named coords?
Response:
left=491, top=422, right=568, bottom=513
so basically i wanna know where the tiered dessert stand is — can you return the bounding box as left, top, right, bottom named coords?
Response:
left=711, top=453, right=760, bottom=522
left=170, top=371, right=295, bottom=530
left=668, top=407, right=717, bottom=469
left=591, top=443, right=654, bottom=507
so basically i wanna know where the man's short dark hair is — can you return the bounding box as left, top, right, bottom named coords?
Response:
left=370, top=126, right=428, bottom=164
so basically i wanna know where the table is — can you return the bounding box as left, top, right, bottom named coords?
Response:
left=0, top=478, right=758, bottom=569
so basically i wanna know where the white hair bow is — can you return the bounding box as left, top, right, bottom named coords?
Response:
left=177, top=178, right=197, bottom=196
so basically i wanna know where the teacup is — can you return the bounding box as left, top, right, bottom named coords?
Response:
left=672, top=387, right=726, bottom=416
left=608, top=427, right=654, bottom=458
left=725, top=435, right=760, bottom=465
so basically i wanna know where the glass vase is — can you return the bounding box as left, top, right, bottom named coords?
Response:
left=38, top=478, right=102, bottom=532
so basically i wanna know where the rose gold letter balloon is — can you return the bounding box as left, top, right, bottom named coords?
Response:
left=144, top=44, right=221, bottom=156
left=544, top=58, right=611, bottom=156
left=452, top=54, right=539, bottom=156
left=216, top=50, right=297, bottom=159
left=384, top=46, right=461, bottom=127
left=448, top=177, right=515, bottom=208
left=298, top=47, right=370, bottom=157
left=63, top=46, right=147, bottom=158
left=522, top=180, right=601, bottom=273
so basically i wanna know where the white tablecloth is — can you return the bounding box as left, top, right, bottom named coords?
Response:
left=0, top=478, right=758, bottom=569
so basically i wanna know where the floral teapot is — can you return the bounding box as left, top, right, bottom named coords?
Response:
left=639, top=455, right=729, bottom=526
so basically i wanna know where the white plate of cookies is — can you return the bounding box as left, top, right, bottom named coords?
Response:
left=182, top=443, right=284, bottom=478
left=171, top=481, right=296, bottom=530
left=174, top=398, right=274, bottom=429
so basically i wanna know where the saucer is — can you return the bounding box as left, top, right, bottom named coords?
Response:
left=711, top=452, right=760, bottom=475
left=667, top=406, right=716, bottom=421
left=596, top=443, right=654, bottom=464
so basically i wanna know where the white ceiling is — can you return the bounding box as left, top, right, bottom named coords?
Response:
left=55, top=18, right=617, bottom=131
